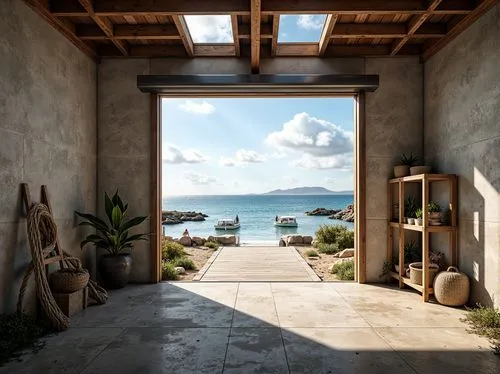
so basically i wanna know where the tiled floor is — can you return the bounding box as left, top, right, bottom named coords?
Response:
left=1, top=282, right=497, bottom=374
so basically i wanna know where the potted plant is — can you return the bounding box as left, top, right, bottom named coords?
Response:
left=394, top=153, right=417, bottom=178
left=405, top=196, right=417, bottom=224
left=415, top=208, right=423, bottom=225
left=395, top=240, right=419, bottom=273
left=76, top=191, right=149, bottom=289
left=428, top=201, right=441, bottom=225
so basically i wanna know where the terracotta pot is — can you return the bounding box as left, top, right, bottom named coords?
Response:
left=394, top=165, right=410, bottom=178
left=99, top=253, right=132, bottom=289
left=429, top=212, right=441, bottom=220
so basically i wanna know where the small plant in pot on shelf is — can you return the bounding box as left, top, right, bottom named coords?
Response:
left=428, top=201, right=442, bottom=225
left=76, top=191, right=149, bottom=289
left=405, top=196, right=417, bottom=224
left=415, top=208, right=423, bottom=226
left=394, top=153, right=417, bottom=178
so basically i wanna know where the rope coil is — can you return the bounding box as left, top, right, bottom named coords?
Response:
left=17, top=203, right=108, bottom=331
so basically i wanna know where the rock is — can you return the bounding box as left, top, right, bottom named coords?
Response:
left=163, top=218, right=183, bottom=225
left=174, top=266, right=186, bottom=274
left=209, top=235, right=237, bottom=245
left=191, top=236, right=205, bottom=246
left=329, top=204, right=355, bottom=223
left=199, top=246, right=209, bottom=250
left=337, top=248, right=355, bottom=258
left=286, top=235, right=304, bottom=245
left=302, top=235, right=313, bottom=245
left=162, top=210, right=208, bottom=224
left=311, top=239, right=318, bottom=247
left=305, top=207, right=341, bottom=216
left=164, top=236, right=173, bottom=242
left=279, top=238, right=286, bottom=247
left=178, top=236, right=192, bottom=247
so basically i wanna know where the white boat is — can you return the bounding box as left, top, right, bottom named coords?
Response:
left=274, top=216, right=298, bottom=227
left=214, top=217, right=240, bottom=230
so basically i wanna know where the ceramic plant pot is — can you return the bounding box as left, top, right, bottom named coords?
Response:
left=415, top=218, right=423, bottom=225
left=410, top=165, right=431, bottom=175
left=394, top=165, right=410, bottom=178
left=407, top=218, right=415, bottom=225
left=99, top=253, right=132, bottom=289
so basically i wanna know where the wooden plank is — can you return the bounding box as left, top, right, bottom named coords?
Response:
left=194, top=44, right=236, bottom=56
left=172, top=15, right=194, bottom=57
left=325, top=44, right=420, bottom=57
left=422, top=174, right=429, bottom=302
left=22, top=0, right=98, bottom=60
left=423, top=0, right=498, bottom=61
left=77, top=24, right=181, bottom=40
left=150, top=94, right=161, bottom=283
left=331, top=23, right=446, bottom=38
left=100, top=44, right=188, bottom=57
left=355, top=92, right=366, bottom=284
left=319, top=14, right=338, bottom=56
left=275, top=43, right=318, bottom=56
left=231, top=15, right=240, bottom=57
left=238, top=23, right=273, bottom=39
left=398, top=181, right=404, bottom=288
left=271, top=15, right=279, bottom=57
left=391, top=0, right=442, bottom=55
left=250, top=0, right=261, bottom=73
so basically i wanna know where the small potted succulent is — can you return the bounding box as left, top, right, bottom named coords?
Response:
left=428, top=201, right=442, bottom=225
left=394, top=153, right=417, bottom=178
left=76, top=191, right=149, bottom=289
left=415, top=208, right=423, bottom=225
left=405, top=196, right=417, bottom=224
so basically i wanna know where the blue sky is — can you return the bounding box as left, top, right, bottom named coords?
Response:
left=162, top=98, right=354, bottom=196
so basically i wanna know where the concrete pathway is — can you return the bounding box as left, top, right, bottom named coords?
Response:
left=194, top=246, right=320, bottom=282
left=2, top=282, right=497, bottom=374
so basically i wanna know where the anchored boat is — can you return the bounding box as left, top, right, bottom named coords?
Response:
left=274, top=215, right=298, bottom=227
left=214, top=216, right=240, bottom=230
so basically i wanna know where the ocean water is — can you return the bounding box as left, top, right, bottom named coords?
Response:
left=162, top=195, right=354, bottom=244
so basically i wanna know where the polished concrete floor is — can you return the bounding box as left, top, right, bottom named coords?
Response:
left=196, top=246, right=320, bottom=282
left=1, top=282, right=497, bottom=374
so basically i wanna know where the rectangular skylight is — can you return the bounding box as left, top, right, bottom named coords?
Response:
left=278, top=14, right=327, bottom=43
left=184, top=15, right=233, bottom=43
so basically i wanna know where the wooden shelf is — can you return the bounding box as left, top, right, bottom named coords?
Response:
left=389, top=272, right=434, bottom=294
left=389, top=173, right=457, bottom=184
left=389, top=222, right=457, bottom=232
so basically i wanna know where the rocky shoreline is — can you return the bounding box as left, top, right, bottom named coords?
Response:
left=162, top=210, right=208, bottom=225
left=305, top=205, right=354, bottom=223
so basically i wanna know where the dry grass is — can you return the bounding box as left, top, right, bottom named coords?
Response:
left=175, top=245, right=217, bottom=281
left=296, top=246, right=352, bottom=281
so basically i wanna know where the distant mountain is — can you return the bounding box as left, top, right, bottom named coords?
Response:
left=262, top=187, right=353, bottom=195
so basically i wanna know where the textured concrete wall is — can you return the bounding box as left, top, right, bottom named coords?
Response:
left=99, top=56, right=422, bottom=284
left=0, top=1, right=97, bottom=312
left=424, top=5, right=499, bottom=307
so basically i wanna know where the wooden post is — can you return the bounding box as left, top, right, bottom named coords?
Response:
left=150, top=94, right=161, bottom=283
left=398, top=181, right=405, bottom=288
left=422, top=175, right=429, bottom=301
left=450, top=175, right=458, bottom=266
left=355, top=92, right=366, bottom=283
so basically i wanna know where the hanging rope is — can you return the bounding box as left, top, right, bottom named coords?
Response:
left=17, top=203, right=108, bottom=331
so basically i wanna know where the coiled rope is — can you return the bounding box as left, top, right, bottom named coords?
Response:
left=17, top=203, right=108, bottom=331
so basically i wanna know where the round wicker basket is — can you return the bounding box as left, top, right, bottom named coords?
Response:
left=433, top=266, right=470, bottom=306
left=409, top=262, right=439, bottom=287
left=410, top=166, right=431, bottom=175
left=49, top=269, right=89, bottom=293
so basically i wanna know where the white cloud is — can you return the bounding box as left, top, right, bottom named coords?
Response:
left=184, top=15, right=233, bottom=43
left=163, top=145, right=207, bottom=164
left=179, top=100, right=215, bottom=115
left=292, top=154, right=353, bottom=170
left=184, top=172, right=217, bottom=185
left=297, top=15, right=326, bottom=30
left=220, top=157, right=236, bottom=167
left=236, top=149, right=266, bottom=163
left=266, top=112, right=353, bottom=157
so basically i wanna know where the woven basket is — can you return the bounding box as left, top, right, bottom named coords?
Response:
left=433, top=266, right=470, bottom=306
left=49, top=269, right=89, bottom=293
left=410, top=165, right=431, bottom=175
left=409, top=262, right=439, bottom=287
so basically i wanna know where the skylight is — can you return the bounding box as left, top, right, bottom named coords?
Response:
left=184, top=15, right=233, bottom=43
left=278, top=14, right=327, bottom=43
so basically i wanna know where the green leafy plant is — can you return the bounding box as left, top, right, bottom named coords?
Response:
left=405, top=196, right=417, bottom=218
left=400, top=153, right=418, bottom=166
left=161, top=241, right=185, bottom=261
left=404, top=240, right=421, bottom=263
left=428, top=201, right=441, bottom=212
left=305, top=249, right=319, bottom=257
left=204, top=241, right=219, bottom=249
left=415, top=208, right=423, bottom=219
left=461, top=305, right=500, bottom=354
left=161, top=261, right=179, bottom=281
left=315, top=224, right=354, bottom=250
left=0, top=313, right=51, bottom=366
left=330, top=260, right=355, bottom=280
left=76, top=191, right=149, bottom=255
left=316, top=243, right=341, bottom=255
left=380, top=259, right=394, bottom=277
left=172, top=257, right=196, bottom=270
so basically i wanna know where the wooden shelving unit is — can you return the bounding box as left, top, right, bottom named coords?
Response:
left=387, top=173, right=458, bottom=302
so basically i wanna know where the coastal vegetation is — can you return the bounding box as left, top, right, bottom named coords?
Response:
left=316, top=243, right=340, bottom=255
left=461, top=305, right=500, bottom=354
left=330, top=260, right=355, bottom=280
left=172, top=257, right=196, bottom=270
left=305, top=249, right=319, bottom=257
left=204, top=241, right=219, bottom=249
left=161, top=240, right=197, bottom=280
left=161, top=262, right=179, bottom=281
left=314, top=224, right=354, bottom=250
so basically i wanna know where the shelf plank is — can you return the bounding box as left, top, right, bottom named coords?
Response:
left=389, top=272, right=434, bottom=294
left=388, top=222, right=457, bottom=232
left=389, top=173, right=457, bottom=184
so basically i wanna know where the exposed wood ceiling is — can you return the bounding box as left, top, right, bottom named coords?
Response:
left=23, top=0, right=498, bottom=72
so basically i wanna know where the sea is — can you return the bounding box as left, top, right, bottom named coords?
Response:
left=162, top=194, right=354, bottom=245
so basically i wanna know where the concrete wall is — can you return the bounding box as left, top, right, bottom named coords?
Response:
left=424, top=5, right=500, bottom=307
left=98, top=56, right=423, bottom=283
left=0, top=1, right=97, bottom=312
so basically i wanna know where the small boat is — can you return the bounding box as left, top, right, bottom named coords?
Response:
left=214, top=216, right=240, bottom=230
left=274, top=215, right=298, bottom=227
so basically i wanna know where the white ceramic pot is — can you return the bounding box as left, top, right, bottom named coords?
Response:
left=415, top=218, right=423, bottom=225
left=407, top=218, right=415, bottom=225
left=394, top=165, right=410, bottom=178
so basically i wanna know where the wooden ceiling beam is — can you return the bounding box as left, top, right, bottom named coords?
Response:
left=325, top=44, right=421, bottom=57
left=391, top=0, right=442, bottom=56
left=77, top=0, right=128, bottom=55
left=77, top=24, right=181, bottom=40
left=423, top=0, right=498, bottom=61
left=271, top=15, right=279, bottom=57
left=238, top=23, right=273, bottom=39
left=319, top=14, right=339, bottom=56
left=22, top=0, right=98, bottom=60
left=331, top=23, right=446, bottom=38
left=171, top=16, right=194, bottom=57
left=276, top=43, right=319, bottom=57
left=251, top=0, right=261, bottom=73
left=194, top=44, right=236, bottom=57
left=231, top=15, right=240, bottom=56
left=100, top=45, right=188, bottom=57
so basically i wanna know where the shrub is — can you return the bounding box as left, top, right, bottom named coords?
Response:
left=162, top=241, right=185, bottom=261
left=315, top=224, right=354, bottom=250
left=161, top=261, right=179, bottom=281
left=330, top=260, right=355, bottom=280
left=305, top=249, right=318, bottom=257
left=204, top=241, right=219, bottom=249
left=317, top=243, right=340, bottom=255
left=461, top=305, right=500, bottom=354
left=172, top=257, right=196, bottom=270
